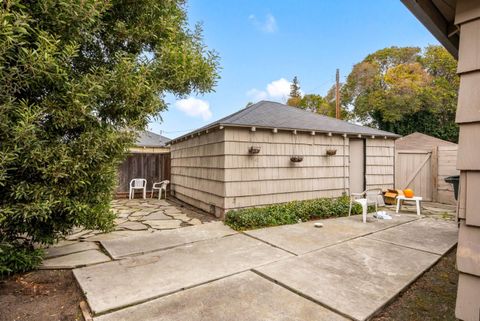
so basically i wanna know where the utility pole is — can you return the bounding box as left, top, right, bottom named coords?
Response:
left=335, top=68, right=341, bottom=119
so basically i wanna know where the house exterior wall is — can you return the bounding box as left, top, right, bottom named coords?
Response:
left=365, top=139, right=395, bottom=190
left=170, top=129, right=226, bottom=217
left=454, top=2, right=480, bottom=320
left=170, top=126, right=396, bottom=217
left=222, top=128, right=350, bottom=211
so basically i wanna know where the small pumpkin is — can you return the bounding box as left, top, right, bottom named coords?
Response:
left=403, top=189, right=414, bottom=198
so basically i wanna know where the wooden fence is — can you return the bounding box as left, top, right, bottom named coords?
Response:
left=116, top=153, right=171, bottom=198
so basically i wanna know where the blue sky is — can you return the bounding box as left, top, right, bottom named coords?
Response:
left=149, top=0, right=439, bottom=138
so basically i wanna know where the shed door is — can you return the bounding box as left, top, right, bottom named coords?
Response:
left=349, top=139, right=365, bottom=194
left=395, top=150, right=433, bottom=201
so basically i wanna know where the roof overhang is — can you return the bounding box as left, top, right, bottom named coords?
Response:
left=401, top=0, right=459, bottom=58
left=169, top=123, right=400, bottom=145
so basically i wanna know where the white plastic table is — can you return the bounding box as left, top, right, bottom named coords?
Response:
left=395, top=195, right=423, bottom=216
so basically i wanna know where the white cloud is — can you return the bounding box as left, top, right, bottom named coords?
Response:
left=246, top=88, right=268, bottom=101
left=246, top=78, right=293, bottom=102
left=266, top=78, right=291, bottom=98
left=248, top=13, right=278, bottom=33
left=175, top=97, right=212, bottom=120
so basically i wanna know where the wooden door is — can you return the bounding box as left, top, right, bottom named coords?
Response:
left=349, top=139, right=365, bottom=193
left=395, top=150, right=433, bottom=200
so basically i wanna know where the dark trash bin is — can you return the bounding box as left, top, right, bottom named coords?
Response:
left=445, top=175, right=460, bottom=201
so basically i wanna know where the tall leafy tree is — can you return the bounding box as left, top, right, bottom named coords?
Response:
left=342, top=46, right=458, bottom=142
left=287, top=78, right=347, bottom=118
left=0, top=0, right=219, bottom=272
left=287, top=76, right=302, bottom=106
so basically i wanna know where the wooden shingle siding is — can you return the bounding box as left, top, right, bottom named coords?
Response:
left=456, top=273, right=480, bottom=321
left=437, top=146, right=459, bottom=204
left=222, top=128, right=350, bottom=211
left=457, top=19, right=480, bottom=74
left=225, top=189, right=344, bottom=209
left=457, top=222, right=480, bottom=276
left=456, top=72, right=480, bottom=123
left=170, top=128, right=226, bottom=216
left=170, top=126, right=396, bottom=216
left=454, top=2, right=480, bottom=318
left=457, top=122, right=480, bottom=170
left=224, top=166, right=349, bottom=181
left=365, top=139, right=395, bottom=190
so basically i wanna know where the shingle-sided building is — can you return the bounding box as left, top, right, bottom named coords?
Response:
left=169, top=101, right=399, bottom=217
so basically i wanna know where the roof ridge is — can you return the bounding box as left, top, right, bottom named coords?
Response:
left=225, top=101, right=265, bottom=123
left=170, top=100, right=399, bottom=143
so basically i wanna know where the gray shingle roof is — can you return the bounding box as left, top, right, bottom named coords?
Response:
left=136, top=131, right=170, bottom=147
left=172, top=101, right=400, bottom=143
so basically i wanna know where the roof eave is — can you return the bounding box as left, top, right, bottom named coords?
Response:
left=170, top=123, right=400, bottom=144
left=401, top=0, right=459, bottom=58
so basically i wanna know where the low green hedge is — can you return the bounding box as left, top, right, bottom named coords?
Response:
left=0, top=241, right=44, bottom=278
left=225, top=195, right=373, bottom=231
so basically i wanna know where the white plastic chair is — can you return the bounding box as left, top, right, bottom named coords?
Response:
left=129, top=178, right=147, bottom=199
left=151, top=180, right=169, bottom=200
left=348, top=188, right=382, bottom=223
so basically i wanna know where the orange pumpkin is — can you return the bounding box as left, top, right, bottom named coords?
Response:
left=403, top=189, right=414, bottom=198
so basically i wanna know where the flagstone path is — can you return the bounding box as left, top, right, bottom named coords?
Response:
left=41, top=198, right=216, bottom=269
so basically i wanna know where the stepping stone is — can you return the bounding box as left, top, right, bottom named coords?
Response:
left=116, top=212, right=130, bottom=218
left=119, top=221, right=148, bottom=231
left=245, top=214, right=418, bottom=255
left=166, top=214, right=190, bottom=221
left=65, top=229, right=92, bottom=241
left=143, top=220, right=182, bottom=230
left=49, top=240, right=77, bottom=248
left=114, top=218, right=127, bottom=225
left=142, top=211, right=171, bottom=220
left=94, top=271, right=347, bottom=321
left=45, top=242, right=99, bottom=259
left=83, top=233, right=126, bottom=242
left=367, top=218, right=458, bottom=255
left=42, top=249, right=111, bottom=269
left=74, top=234, right=292, bottom=315
left=189, top=218, right=202, bottom=225
left=101, top=222, right=236, bottom=259
left=130, top=211, right=152, bottom=217
left=255, top=237, right=439, bottom=321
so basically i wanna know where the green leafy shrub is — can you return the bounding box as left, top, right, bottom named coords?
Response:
left=0, top=241, right=44, bottom=278
left=225, top=196, right=374, bottom=231
left=0, top=0, right=219, bottom=274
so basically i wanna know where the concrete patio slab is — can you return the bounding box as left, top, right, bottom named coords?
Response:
left=367, top=218, right=458, bottom=254
left=45, top=241, right=98, bottom=258
left=255, top=237, right=440, bottom=321
left=74, top=234, right=292, bottom=315
left=101, top=222, right=236, bottom=259
left=41, top=249, right=111, bottom=269
left=245, top=214, right=418, bottom=255
left=94, top=271, right=347, bottom=321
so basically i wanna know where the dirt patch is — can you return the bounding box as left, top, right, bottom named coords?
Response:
left=0, top=270, right=84, bottom=321
left=372, top=248, right=458, bottom=321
